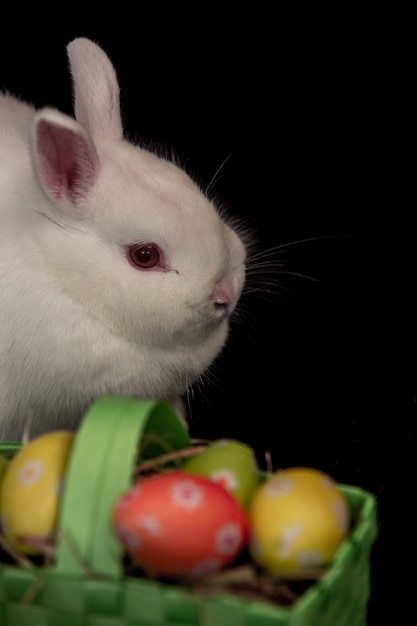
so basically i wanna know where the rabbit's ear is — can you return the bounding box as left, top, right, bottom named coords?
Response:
left=30, top=108, right=99, bottom=207
left=66, top=37, right=123, bottom=142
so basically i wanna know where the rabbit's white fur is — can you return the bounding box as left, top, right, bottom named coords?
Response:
left=0, top=38, right=246, bottom=441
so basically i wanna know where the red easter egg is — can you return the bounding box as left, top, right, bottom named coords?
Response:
left=113, top=471, right=249, bottom=578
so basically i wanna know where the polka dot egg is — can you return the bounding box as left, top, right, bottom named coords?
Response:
left=113, top=470, right=249, bottom=578
left=248, top=467, right=350, bottom=576
left=0, top=431, right=75, bottom=554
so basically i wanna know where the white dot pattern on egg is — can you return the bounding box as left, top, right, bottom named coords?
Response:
left=135, top=514, right=161, bottom=536
left=214, top=522, right=244, bottom=555
left=297, top=549, right=324, bottom=568
left=17, top=459, right=44, bottom=486
left=191, top=557, right=222, bottom=578
left=170, top=479, right=204, bottom=510
left=263, top=476, right=294, bottom=497
left=210, top=468, right=239, bottom=492
left=277, top=521, right=303, bottom=559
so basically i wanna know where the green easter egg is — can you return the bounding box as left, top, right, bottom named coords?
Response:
left=182, top=439, right=260, bottom=508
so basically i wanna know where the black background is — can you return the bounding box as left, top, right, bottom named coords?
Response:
left=1, top=10, right=414, bottom=624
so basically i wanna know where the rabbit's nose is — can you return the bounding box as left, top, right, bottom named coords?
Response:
left=212, top=276, right=237, bottom=314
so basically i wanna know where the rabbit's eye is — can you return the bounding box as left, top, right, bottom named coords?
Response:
left=127, top=243, right=166, bottom=270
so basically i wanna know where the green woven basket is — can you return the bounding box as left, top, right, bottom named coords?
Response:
left=0, top=396, right=378, bottom=626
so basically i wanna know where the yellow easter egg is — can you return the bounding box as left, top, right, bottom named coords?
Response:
left=0, top=454, right=9, bottom=504
left=0, top=430, right=75, bottom=554
left=248, top=467, right=350, bottom=576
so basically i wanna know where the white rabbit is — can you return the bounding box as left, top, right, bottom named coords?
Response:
left=0, top=37, right=246, bottom=441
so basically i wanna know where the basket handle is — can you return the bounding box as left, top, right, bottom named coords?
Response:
left=53, top=396, right=191, bottom=579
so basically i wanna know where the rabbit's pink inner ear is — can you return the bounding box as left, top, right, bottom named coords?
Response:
left=34, top=118, right=99, bottom=204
